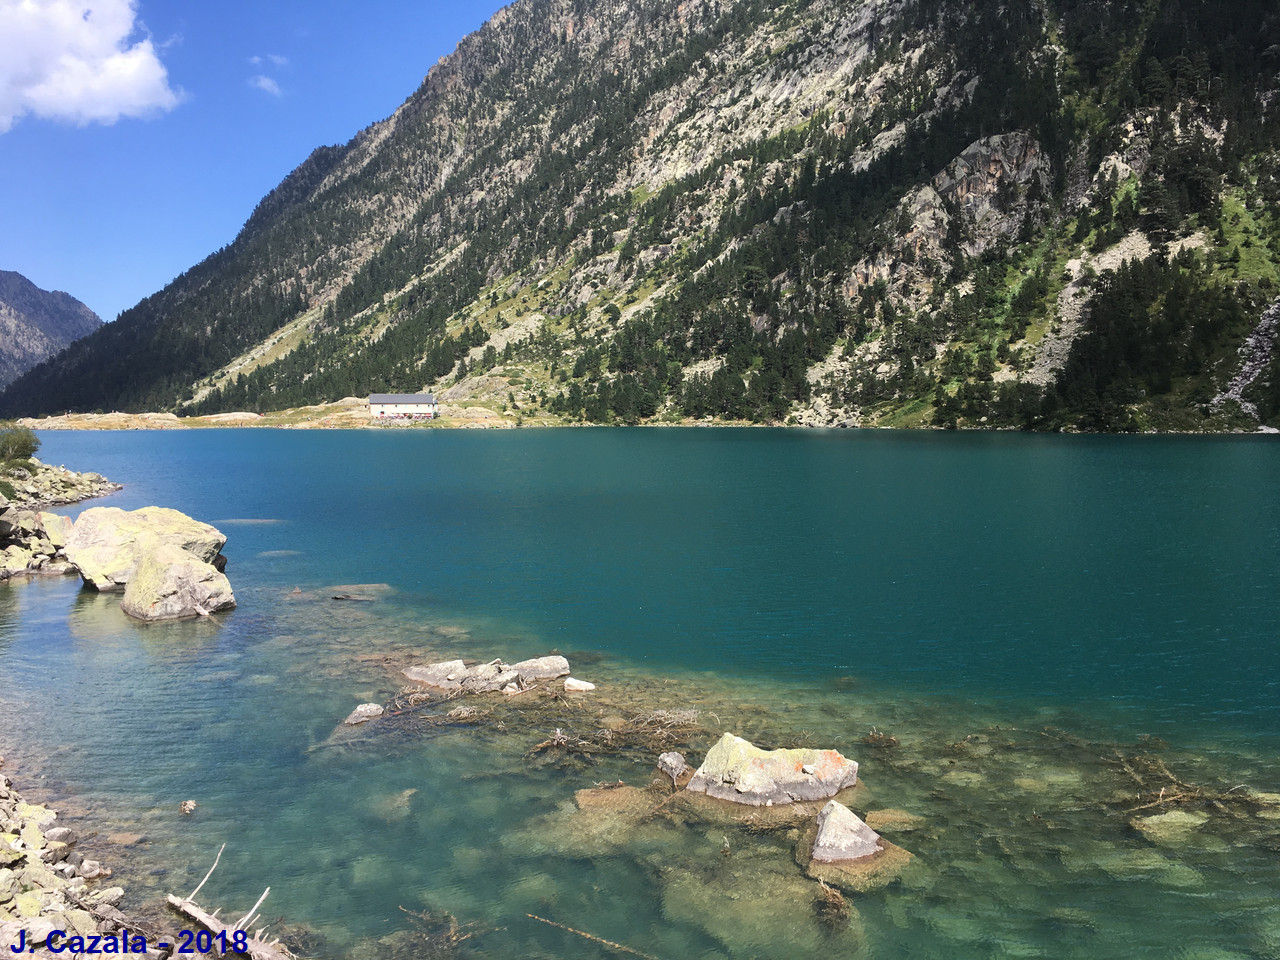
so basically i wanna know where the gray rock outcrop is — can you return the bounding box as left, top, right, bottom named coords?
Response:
left=686, top=733, right=859, bottom=806
left=65, top=506, right=226, bottom=591
left=0, top=270, right=101, bottom=389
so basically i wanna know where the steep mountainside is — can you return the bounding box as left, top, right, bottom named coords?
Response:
left=0, top=271, right=101, bottom=389
left=3, top=0, right=1279, bottom=431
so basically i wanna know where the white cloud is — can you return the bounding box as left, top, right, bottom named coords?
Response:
left=249, top=74, right=280, bottom=97
left=0, top=0, right=181, bottom=132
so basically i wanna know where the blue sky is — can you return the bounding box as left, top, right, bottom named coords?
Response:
left=0, top=0, right=504, bottom=322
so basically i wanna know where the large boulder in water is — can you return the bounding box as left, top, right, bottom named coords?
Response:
left=119, top=543, right=236, bottom=621
left=686, top=733, right=859, bottom=806
left=65, top=507, right=226, bottom=591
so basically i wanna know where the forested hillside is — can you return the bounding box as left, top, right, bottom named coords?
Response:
left=3, top=0, right=1278, bottom=431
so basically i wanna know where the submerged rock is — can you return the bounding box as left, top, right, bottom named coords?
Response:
left=343, top=703, right=385, bottom=725
left=864, top=808, right=927, bottom=833
left=660, top=839, right=868, bottom=958
left=65, top=506, right=227, bottom=591
left=1131, top=809, right=1211, bottom=844
left=686, top=733, right=859, bottom=806
left=119, top=543, right=236, bottom=621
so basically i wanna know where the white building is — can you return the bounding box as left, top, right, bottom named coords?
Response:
left=369, top=393, right=440, bottom=419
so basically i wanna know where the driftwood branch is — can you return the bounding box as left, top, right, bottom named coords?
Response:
left=526, top=913, right=659, bottom=960
left=187, top=843, right=225, bottom=902
left=234, top=887, right=271, bottom=931
left=168, top=846, right=296, bottom=960
left=166, top=896, right=295, bottom=960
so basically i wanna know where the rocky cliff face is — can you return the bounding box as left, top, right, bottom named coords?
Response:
left=2, top=0, right=1278, bottom=431
left=0, top=273, right=101, bottom=389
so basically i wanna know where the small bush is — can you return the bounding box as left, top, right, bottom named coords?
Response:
left=0, top=424, right=39, bottom=462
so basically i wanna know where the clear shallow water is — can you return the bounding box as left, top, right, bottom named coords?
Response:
left=2, top=428, right=1279, bottom=959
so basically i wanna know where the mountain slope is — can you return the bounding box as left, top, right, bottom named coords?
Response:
left=3, top=0, right=1279, bottom=430
left=0, top=271, right=101, bottom=389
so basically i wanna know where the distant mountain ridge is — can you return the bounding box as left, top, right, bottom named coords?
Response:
left=0, top=271, right=101, bottom=390
left=2, top=0, right=1278, bottom=431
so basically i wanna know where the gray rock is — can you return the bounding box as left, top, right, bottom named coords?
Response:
left=403, top=660, right=469, bottom=690
left=686, top=733, right=859, bottom=806
left=810, top=800, right=883, bottom=862
left=343, top=703, right=385, bottom=725
left=43, top=827, right=76, bottom=844
left=564, top=677, right=596, bottom=692
left=87, top=886, right=125, bottom=906
left=23, top=917, right=58, bottom=947
left=657, top=751, right=691, bottom=785
left=511, top=655, right=570, bottom=681
left=405, top=656, right=565, bottom=693
left=77, top=859, right=102, bottom=879
left=119, top=543, right=236, bottom=621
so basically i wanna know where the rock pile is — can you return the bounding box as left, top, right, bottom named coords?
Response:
left=0, top=509, right=75, bottom=580
left=0, top=771, right=133, bottom=958
left=0, top=459, right=120, bottom=510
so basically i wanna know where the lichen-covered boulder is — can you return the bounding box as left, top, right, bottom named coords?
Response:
left=38, top=512, right=71, bottom=550
left=0, top=545, right=32, bottom=578
left=65, top=506, right=226, bottom=590
left=119, top=543, right=236, bottom=621
left=686, top=733, right=859, bottom=806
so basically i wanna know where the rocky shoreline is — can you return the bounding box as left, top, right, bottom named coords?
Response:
left=2, top=457, right=120, bottom=509
left=0, top=762, right=165, bottom=958
left=0, top=459, right=119, bottom=581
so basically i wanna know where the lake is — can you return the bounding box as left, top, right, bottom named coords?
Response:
left=3, top=427, right=1278, bottom=958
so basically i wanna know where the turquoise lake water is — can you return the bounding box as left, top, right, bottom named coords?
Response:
left=2, top=428, right=1278, bottom=959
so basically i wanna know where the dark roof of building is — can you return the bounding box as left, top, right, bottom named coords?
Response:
left=369, top=393, right=437, bottom=404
